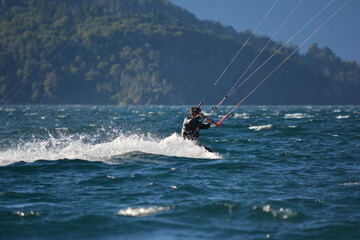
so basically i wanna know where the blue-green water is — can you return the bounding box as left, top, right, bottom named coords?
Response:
left=0, top=105, right=359, bottom=240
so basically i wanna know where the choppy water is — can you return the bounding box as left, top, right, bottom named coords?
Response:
left=0, top=105, right=359, bottom=240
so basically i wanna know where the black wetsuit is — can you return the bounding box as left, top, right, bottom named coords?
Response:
left=181, top=116, right=211, bottom=141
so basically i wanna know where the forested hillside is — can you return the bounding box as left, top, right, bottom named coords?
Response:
left=0, top=0, right=359, bottom=105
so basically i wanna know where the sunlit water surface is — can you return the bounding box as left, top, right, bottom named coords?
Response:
left=0, top=105, right=359, bottom=239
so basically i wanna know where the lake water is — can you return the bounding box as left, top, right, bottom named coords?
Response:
left=0, top=105, right=359, bottom=239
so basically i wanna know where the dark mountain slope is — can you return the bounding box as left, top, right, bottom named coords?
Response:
left=0, top=0, right=359, bottom=105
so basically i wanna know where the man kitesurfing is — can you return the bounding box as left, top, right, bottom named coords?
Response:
left=181, top=107, right=218, bottom=152
left=179, top=0, right=349, bottom=153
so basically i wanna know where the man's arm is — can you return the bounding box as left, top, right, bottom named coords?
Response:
left=198, top=113, right=218, bottom=128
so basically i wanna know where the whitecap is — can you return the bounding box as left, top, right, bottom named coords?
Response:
left=117, top=206, right=171, bottom=217
left=248, top=124, right=273, bottom=131
left=336, top=115, right=349, bottom=119
left=340, top=182, right=360, bottom=186
left=284, top=113, right=311, bottom=119
left=201, top=111, right=210, bottom=115
left=234, top=113, right=250, bottom=119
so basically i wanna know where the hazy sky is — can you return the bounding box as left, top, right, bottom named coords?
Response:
left=169, top=0, right=360, bottom=63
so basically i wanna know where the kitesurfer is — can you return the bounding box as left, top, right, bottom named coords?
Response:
left=181, top=107, right=217, bottom=152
